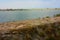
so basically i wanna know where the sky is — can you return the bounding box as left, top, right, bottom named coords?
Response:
left=0, top=0, right=60, bottom=9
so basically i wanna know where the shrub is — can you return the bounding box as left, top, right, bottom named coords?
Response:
left=54, top=14, right=60, bottom=17
left=45, top=16, right=50, bottom=18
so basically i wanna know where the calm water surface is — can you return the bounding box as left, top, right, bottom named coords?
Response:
left=0, top=10, right=60, bottom=22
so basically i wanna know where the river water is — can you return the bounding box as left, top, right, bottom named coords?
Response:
left=0, top=10, right=60, bottom=22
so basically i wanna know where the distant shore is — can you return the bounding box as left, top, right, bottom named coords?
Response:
left=0, top=8, right=60, bottom=11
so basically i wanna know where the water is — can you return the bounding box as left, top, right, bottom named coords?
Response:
left=0, top=10, right=60, bottom=22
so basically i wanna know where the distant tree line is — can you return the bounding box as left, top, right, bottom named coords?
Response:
left=0, top=9, right=29, bottom=11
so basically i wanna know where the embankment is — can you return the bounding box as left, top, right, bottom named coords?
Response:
left=0, top=17, right=60, bottom=40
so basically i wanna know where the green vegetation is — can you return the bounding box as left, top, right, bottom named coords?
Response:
left=45, top=16, right=50, bottom=18
left=54, top=14, right=60, bottom=17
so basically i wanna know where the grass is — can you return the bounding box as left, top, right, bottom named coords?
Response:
left=0, top=17, right=60, bottom=40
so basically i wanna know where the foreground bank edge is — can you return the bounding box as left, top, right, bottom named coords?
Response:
left=0, top=16, right=60, bottom=40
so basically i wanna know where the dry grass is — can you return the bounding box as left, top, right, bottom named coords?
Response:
left=0, top=17, right=60, bottom=40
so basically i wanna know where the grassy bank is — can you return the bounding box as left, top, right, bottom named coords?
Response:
left=0, top=17, right=60, bottom=40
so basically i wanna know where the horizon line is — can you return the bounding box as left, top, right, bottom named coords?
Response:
left=0, top=8, right=60, bottom=9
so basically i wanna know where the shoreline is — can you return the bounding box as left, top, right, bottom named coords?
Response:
left=0, top=8, right=60, bottom=11
left=0, top=16, right=60, bottom=31
left=0, top=16, right=60, bottom=40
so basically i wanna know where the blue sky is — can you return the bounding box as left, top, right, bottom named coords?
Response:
left=0, top=0, right=60, bottom=9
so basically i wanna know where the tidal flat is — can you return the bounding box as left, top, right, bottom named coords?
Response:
left=0, top=16, right=60, bottom=40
